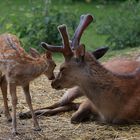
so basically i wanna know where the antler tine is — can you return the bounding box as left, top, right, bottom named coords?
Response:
left=41, top=42, right=63, bottom=53
left=58, top=24, right=73, bottom=60
left=71, top=14, right=94, bottom=49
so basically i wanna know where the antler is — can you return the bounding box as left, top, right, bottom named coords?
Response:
left=41, top=43, right=63, bottom=52
left=58, top=24, right=73, bottom=59
left=41, top=24, right=73, bottom=61
left=71, top=14, right=94, bottom=49
left=41, top=14, right=94, bottom=61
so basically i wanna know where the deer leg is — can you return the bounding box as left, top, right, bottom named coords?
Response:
left=71, top=99, right=98, bottom=123
left=1, top=76, right=12, bottom=122
left=22, top=84, right=41, bottom=131
left=9, top=83, right=18, bottom=135
left=40, top=86, right=83, bottom=109
left=33, top=103, right=80, bottom=117
left=19, top=86, right=82, bottom=119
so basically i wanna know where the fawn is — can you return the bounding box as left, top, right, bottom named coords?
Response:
left=0, top=33, right=56, bottom=135
left=40, top=14, right=140, bottom=124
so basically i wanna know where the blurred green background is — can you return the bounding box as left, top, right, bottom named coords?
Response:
left=0, top=0, right=140, bottom=61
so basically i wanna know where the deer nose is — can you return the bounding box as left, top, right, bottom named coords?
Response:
left=48, top=74, right=55, bottom=80
left=51, top=80, right=61, bottom=90
left=51, top=80, right=56, bottom=88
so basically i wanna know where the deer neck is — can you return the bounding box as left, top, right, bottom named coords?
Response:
left=22, top=57, right=47, bottom=79
left=78, top=60, right=135, bottom=105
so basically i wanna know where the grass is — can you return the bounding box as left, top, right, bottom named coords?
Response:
left=51, top=1, right=120, bottom=50
left=0, top=0, right=118, bottom=50
left=0, top=0, right=139, bottom=61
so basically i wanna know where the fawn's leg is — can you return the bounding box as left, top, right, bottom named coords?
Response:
left=22, top=84, right=41, bottom=131
left=71, top=99, right=98, bottom=123
left=19, top=86, right=82, bottom=119
left=1, top=76, right=12, bottom=122
left=9, top=83, right=18, bottom=135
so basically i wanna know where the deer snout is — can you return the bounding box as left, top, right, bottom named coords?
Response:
left=51, top=80, right=62, bottom=90
left=48, top=74, right=55, bottom=80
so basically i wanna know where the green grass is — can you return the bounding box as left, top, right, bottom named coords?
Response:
left=0, top=0, right=139, bottom=61
left=0, top=0, right=120, bottom=49
left=51, top=1, right=120, bottom=50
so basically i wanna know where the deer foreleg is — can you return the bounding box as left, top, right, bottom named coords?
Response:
left=9, top=83, right=18, bottom=135
left=71, top=99, right=98, bottom=123
left=22, top=84, right=41, bottom=131
left=19, top=86, right=83, bottom=119
left=1, top=76, right=12, bottom=122
left=40, top=86, right=83, bottom=109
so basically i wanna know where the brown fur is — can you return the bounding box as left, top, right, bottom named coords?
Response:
left=0, top=33, right=56, bottom=135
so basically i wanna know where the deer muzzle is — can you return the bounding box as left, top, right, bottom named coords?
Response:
left=51, top=80, right=62, bottom=90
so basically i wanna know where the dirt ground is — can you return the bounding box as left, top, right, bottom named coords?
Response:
left=0, top=60, right=140, bottom=140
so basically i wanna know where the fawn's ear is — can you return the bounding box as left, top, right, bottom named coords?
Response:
left=75, top=44, right=85, bottom=63
left=29, top=48, right=40, bottom=58
left=92, top=46, right=109, bottom=59
left=46, top=51, right=52, bottom=59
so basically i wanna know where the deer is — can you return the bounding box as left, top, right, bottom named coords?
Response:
left=39, top=14, right=140, bottom=125
left=0, top=47, right=54, bottom=121
left=0, top=33, right=56, bottom=135
left=18, top=15, right=140, bottom=123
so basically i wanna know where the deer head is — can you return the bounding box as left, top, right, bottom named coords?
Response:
left=29, top=48, right=56, bottom=80
left=41, top=14, right=108, bottom=88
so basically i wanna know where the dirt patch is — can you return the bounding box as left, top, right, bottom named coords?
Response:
left=0, top=59, right=140, bottom=140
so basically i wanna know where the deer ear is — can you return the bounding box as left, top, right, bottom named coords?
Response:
left=92, top=46, right=109, bottom=59
left=75, top=44, right=85, bottom=62
left=46, top=51, right=52, bottom=59
left=29, top=48, right=40, bottom=58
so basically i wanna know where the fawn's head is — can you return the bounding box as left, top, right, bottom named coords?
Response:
left=29, top=48, right=56, bottom=80
left=41, top=14, right=108, bottom=89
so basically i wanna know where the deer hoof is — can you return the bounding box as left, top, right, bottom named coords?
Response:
left=71, top=117, right=80, bottom=124
left=33, top=127, right=41, bottom=131
left=12, top=130, right=19, bottom=136
left=19, top=112, right=32, bottom=119
left=7, top=117, right=12, bottom=122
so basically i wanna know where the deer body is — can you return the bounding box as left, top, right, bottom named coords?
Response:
left=0, top=33, right=56, bottom=134
left=72, top=57, right=140, bottom=123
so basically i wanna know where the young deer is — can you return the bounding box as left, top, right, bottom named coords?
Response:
left=40, top=14, right=140, bottom=124
left=21, top=15, right=140, bottom=122
left=0, top=33, right=56, bottom=135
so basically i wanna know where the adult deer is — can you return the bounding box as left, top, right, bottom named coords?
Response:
left=19, top=14, right=140, bottom=124
left=0, top=33, right=56, bottom=135
left=40, top=14, right=140, bottom=124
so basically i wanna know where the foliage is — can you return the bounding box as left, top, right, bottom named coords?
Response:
left=55, top=0, right=129, bottom=4
left=2, top=0, right=78, bottom=52
left=97, top=1, right=140, bottom=50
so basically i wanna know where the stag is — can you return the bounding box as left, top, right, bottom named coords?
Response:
left=0, top=33, right=56, bottom=135
left=40, top=14, right=140, bottom=124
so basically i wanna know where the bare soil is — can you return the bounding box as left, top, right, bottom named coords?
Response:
left=0, top=58, right=140, bottom=140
